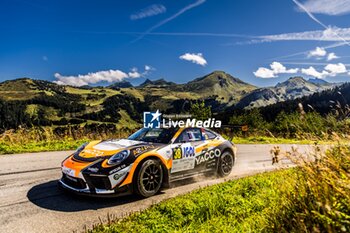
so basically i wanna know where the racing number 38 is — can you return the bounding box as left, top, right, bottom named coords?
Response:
left=173, top=145, right=195, bottom=160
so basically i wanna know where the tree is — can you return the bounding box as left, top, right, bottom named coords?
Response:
left=229, top=108, right=268, bottom=133
left=189, top=101, right=212, bottom=121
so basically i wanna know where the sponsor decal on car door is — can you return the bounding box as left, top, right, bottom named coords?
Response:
left=170, top=143, right=196, bottom=173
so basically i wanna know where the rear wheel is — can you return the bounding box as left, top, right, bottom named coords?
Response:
left=218, top=151, right=234, bottom=177
left=134, top=159, right=163, bottom=197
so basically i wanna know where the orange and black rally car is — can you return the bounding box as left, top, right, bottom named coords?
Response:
left=59, top=127, right=237, bottom=197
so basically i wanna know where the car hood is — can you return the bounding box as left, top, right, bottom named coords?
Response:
left=75, top=139, right=163, bottom=161
left=92, top=139, right=142, bottom=151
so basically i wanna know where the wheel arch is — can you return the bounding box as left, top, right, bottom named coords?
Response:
left=218, top=145, right=236, bottom=170
left=222, top=146, right=235, bottom=160
left=216, top=140, right=237, bottom=158
left=120, top=153, right=170, bottom=188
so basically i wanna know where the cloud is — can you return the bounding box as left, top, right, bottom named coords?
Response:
left=124, top=31, right=253, bottom=38
left=292, top=0, right=350, bottom=47
left=54, top=66, right=154, bottom=86
left=257, top=0, right=350, bottom=49
left=254, top=61, right=347, bottom=79
left=42, top=56, right=48, bottom=61
left=253, top=67, right=276, bottom=78
left=306, top=47, right=339, bottom=61
left=131, top=0, right=206, bottom=43
left=54, top=70, right=129, bottom=86
left=327, top=52, right=339, bottom=61
left=301, top=66, right=329, bottom=79
left=254, top=62, right=299, bottom=78
left=143, top=65, right=155, bottom=76
left=282, top=61, right=350, bottom=66
left=324, top=63, right=347, bottom=76
left=145, top=65, right=154, bottom=71
left=179, top=53, right=207, bottom=66
left=308, top=47, right=327, bottom=57
left=293, top=0, right=328, bottom=28
left=270, top=62, right=299, bottom=74
left=130, top=4, right=166, bottom=20
left=128, top=67, right=141, bottom=78
left=300, top=0, right=350, bottom=16
left=104, top=27, right=350, bottom=42
left=270, top=42, right=346, bottom=62
left=80, top=27, right=350, bottom=48
left=259, top=27, right=350, bottom=42
left=301, top=63, right=348, bottom=78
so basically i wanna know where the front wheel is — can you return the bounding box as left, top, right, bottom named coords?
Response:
left=218, top=151, right=234, bottom=177
left=134, top=159, right=163, bottom=197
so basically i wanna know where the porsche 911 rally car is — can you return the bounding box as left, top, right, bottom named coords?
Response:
left=59, top=127, right=237, bottom=197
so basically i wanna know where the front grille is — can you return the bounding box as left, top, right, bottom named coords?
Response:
left=84, top=174, right=111, bottom=190
left=62, top=174, right=87, bottom=189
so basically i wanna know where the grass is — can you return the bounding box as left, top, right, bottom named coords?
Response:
left=0, top=126, right=132, bottom=155
left=231, top=136, right=335, bottom=145
left=0, top=136, right=327, bottom=155
left=0, top=139, right=86, bottom=154
left=0, top=131, right=339, bottom=155
left=90, top=169, right=296, bottom=233
left=65, top=86, right=122, bottom=106
left=270, top=144, right=350, bottom=232
left=117, top=110, right=139, bottom=130
left=91, top=144, right=350, bottom=233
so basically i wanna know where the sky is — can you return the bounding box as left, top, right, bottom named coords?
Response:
left=1, top=0, right=350, bottom=87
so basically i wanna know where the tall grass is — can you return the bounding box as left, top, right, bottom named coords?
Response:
left=0, top=125, right=134, bottom=154
left=267, top=144, right=350, bottom=232
left=229, top=105, right=350, bottom=141
left=89, top=144, right=350, bottom=233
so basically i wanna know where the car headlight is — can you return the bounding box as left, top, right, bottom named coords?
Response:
left=108, top=150, right=130, bottom=165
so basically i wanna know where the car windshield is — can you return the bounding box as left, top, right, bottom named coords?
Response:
left=128, top=128, right=178, bottom=144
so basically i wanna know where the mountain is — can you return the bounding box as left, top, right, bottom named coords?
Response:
left=139, top=78, right=176, bottom=87
left=258, top=82, right=350, bottom=121
left=235, top=77, right=335, bottom=109
left=0, top=72, right=339, bottom=131
left=178, top=71, right=256, bottom=105
left=109, top=80, right=133, bottom=89
left=308, top=78, right=329, bottom=85
left=0, top=71, right=257, bottom=130
left=136, top=71, right=257, bottom=111
left=0, top=78, right=68, bottom=100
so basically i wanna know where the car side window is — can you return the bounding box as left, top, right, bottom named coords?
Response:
left=175, top=128, right=203, bottom=143
left=203, top=129, right=217, bottom=140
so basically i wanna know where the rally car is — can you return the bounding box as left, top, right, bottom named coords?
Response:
left=59, top=127, right=237, bottom=197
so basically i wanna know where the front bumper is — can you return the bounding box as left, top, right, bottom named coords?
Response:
left=59, top=160, right=134, bottom=197
left=58, top=174, right=132, bottom=197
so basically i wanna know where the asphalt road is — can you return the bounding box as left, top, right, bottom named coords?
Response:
left=0, top=144, right=317, bottom=233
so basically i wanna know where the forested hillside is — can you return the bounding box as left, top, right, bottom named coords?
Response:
left=0, top=71, right=345, bottom=134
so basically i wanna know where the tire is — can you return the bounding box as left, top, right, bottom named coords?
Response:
left=134, top=159, right=163, bottom=197
left=218, top=151, right=234, bottom=177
